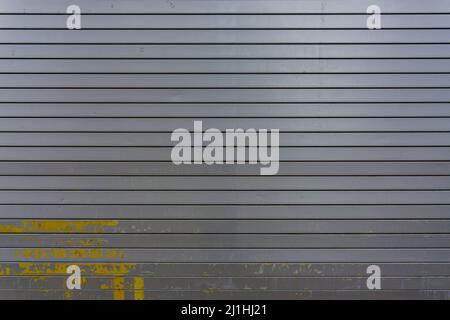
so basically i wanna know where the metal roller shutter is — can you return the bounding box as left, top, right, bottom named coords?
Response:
left=0, top=0, right=449, bottom=300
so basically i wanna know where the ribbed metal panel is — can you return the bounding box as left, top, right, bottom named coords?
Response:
left=0, top=0, right=449, bottom=300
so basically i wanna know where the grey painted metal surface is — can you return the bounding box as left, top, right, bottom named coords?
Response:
left=0, top=0, right=449, bottom=299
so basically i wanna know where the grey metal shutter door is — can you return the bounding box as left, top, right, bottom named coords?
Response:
left=0, top=0, right=449, bottom=299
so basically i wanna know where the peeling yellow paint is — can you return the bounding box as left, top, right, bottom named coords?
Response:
left=113, top=276, right=125, bottom=300
left=23, top=236, right=107, bottom=248
left=31, top=276, right=48, bottom=283
left=203, top=287, right=218, bottom=294
left=0, top=263, right=136, bottom=276
left=31, top=289, right=49, bottom=293
left=86, top=263, right=136, bottom=276
left=99, top=276, right=145, bottom=300
left=0, top=262, right=145, bottom=300
left=0, top=265, right=11, bottom=276
left=62, top=238, right=107, bottom=247
left=64, top=290, right=74, bottom=300
left=14, top=248, right=125, bottom=260
left=0, top=220, right=118, bottom=233
left=134, top=277, right=145, bottom=300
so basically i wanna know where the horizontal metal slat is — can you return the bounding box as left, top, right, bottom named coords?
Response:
left=2, top=262, right=449, bottom=277
left=2, top=59, right=450, bottom=73
left=0, top=147, right=448, bottom=161
left=1, top=118, right=449, bottom=132
left=3, top=15, right=450, bottom=29
left=0, top=191, right=448, bottom=204
left=2, top=74, right=449, bottom=88
left=1, top=176, right=450, bottom=190
left=2, top=30, right=450, bottom=44
left=1, top=104, right=450, bottom=118
left=2, top=234, right=450, bottom=248
left=1, top=276, right=450, bottom=291
left=0, top=219, right=449, bottom=234
left=3, top=0, right=449, bottom=14
left=1, top=89, right=448, bottom=102
left=1, top=133, right=449, bottom=146
left=0, top=162, right=448, bottom=176
left=0, top=204, right=449, bottom=219
left=2, top=45, right=449, bottom=58
left=0, top=289, right=447, bottom=300
left=3, top=248, right=450, bottom=262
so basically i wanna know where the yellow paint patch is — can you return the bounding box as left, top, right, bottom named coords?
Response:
left=0, top=220, right=118, bottom=233
left=15, top=248, right=67, bottom=259
left=86, top=263, right=136, bottom=276
left=62, top=238, right=107, bottom=247
left=113, top=276, right=125, bottom=300
left=23, top=236, right=106, bottom=248
left=0, top=263, right=137, bottom=276
left=14, top=248, right=125, bottom=260
left=0, top=265, right=11, bottom=276
left=134, top=277, right=145, bottom=300
left=99, top=276, right=145, bottom=300
left=31, top=276, right=48, bottom=283
left=64, top=290, right=74, bottom=300
left=31, top=289, right=49, bottom=293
